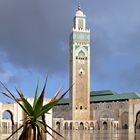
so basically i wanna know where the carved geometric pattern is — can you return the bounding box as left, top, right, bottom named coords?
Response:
left=78, top=50, right=85, bottom=56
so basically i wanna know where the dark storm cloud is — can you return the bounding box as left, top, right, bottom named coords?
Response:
left=0, top=0, right=140, bottom=92
left=0, top=0, right=73, bottom=74
left=89, top=0, right=140, bottom=63
left=86, top=0, right=140, bottom=91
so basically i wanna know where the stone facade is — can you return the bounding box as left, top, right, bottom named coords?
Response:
left=53, top=99, right=140, bottom=132
left=53, top=104, right=71, bottom=120
left=53, top=100, right=130, bottom=130
left=53, top=5, right=140, bottom=133
left=129, top=99, right=140, bottom=133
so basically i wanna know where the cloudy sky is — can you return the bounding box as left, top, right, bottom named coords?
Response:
left=0, top=0, right=140, bottom=102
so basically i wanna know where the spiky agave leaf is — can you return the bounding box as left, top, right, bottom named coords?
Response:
left=46, top=129, right=57, bottom=140
left=38, top=86, right=72, bottom=117
left=19, top=123, right=31, bottom=140
left=38, top=120, right=65, bottom=140
left=33, top=80, right=40, bottom=110
left=42, top=114, right=47, bottom=132
left=50, top=86, right=62, bottom=102
left=0, top=91, right=14, bottom=101
left=35, top=121, right=45, bottom=131
left=21, top=97, right=34, bottom=116
left=34, top=78, right=47, bottom=116
left=15, top=88, right=24, bottom=98
left=39, top=99, right=60, bottom=117
left=0, top=82, right=29, bottom=115
left=36, top=125, right=43, bottom=140
left=5, top=125, right=24, bottom=140
left=46, top=123, right=66, bottom=140
left=16, top=89, right=34, bottom=115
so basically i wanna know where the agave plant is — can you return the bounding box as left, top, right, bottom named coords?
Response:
left=0, top=79, right=70, bottom=140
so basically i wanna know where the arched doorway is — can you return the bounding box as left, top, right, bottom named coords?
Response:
left=2, top=110, right=14, bottom=133
left=2, top=110, right=14, bottom=125
left=75, top=122, right=78, bottom=130
left=103, top=121, right=107, bottom=130
left=56, top=121, right=60, bottom=130
left=121, top=112, right=128, bottom=129
left=70, top=122, right=73, bottom=130
left=95, top=122, right=99, bottom=130
left=79, top=122, right=84, bottom=130
left=135, top=111, right=140, bottom=133
left=90, top=122, right=94, bottom=130
left=64, top=122, right=69, bottom=130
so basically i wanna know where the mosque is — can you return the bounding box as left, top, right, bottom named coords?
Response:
left=52, top=5, right=140, bottom=133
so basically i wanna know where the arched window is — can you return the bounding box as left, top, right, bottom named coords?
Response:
left=70, top=122, right=73, bottom=130
left=2, top=110, right=14, bottom=125
left=64, top=122, right=69, bottom=130
left=121, top=112, right=128, bottom=129
left=56, top=121, right=60, bottom=130
left=103, top=121, right=107, bottom=130
left=2, top=110, right=14, bottom=133
left=79, top=122, right=84, bottom=130
left=80, top=106, right=83, bottom=110
left=135, top=111, right=140, bottom=132
left=90, top=122, right=94, bottom=130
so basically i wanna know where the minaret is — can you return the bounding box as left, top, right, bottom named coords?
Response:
left=69, top=4, right=90, bottom=120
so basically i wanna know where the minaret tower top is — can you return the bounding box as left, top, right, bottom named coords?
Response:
left=78, top=2, right=81, bottom=10
left=73, top=3, right=86, bottom=31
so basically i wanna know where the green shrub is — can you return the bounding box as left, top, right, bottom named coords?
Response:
left=0, top=79, right=70, bottom=140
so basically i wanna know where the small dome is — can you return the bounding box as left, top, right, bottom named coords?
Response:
left=75, top=2, right=84, bottom=17
left=76, top=10, right=84, bottom=16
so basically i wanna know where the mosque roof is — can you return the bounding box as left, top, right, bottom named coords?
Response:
left=90, top=90, right=117, bottom=96
left=57, top=90, right=140, bottom=105
left=90, top=91, right=140, bottom=102
left=57, top=98, right=69, bottom=105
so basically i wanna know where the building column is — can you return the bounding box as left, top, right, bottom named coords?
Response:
left=100, top=121, right=102, bottom=130
left=129, top=100, right=134, bottom=134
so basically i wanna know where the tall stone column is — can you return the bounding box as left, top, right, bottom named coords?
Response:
left=128, top=100, right=134, bottom=134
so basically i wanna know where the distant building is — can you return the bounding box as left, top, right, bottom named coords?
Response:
left=53, top=4, right=140, bottom=133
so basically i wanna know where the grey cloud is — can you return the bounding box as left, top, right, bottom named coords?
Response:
left=0, top=0, right=73, bottom=74
left=0, top=0, right=140, bottom=92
